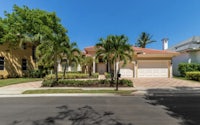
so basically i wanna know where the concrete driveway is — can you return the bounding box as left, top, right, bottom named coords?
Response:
left=133, top=78, right=200, bottom=89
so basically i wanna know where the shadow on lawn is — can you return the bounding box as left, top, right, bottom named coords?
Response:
left=145, top=86, right=200, bottom=125
left=10, top=105, right=132, bottom=125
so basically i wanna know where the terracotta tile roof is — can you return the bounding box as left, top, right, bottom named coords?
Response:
left=84, top=46, right=179, bottom=55
left=132, top=46, right=179, bottom=55
left=84, top=46, right=96, bottom=52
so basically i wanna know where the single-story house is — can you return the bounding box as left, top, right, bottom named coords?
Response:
left=83, top=45, right=179, bottom=78
left=168, top=36, right=200, bottom=76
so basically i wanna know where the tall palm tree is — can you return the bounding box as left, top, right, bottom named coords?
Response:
left=95, top=35, right=133, bottom=91
left=95, top=37, right=113, bottom=73
left=36, top=34, right=69, bottom=83
left=111, top=35, right=133, bottom=90
left=62, top=42, right=81, bottom=78
left=136, top=32, right=156, bottom=48
left=80, top=55, right=93, bottom=76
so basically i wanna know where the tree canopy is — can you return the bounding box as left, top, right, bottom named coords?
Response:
left=135, top=32, right=156, bottom=48
left=0, top=5, right=71, bottom=82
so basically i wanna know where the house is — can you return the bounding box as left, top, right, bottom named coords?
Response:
left=168, top=36, right=200, bottom=76
left=0, top=43, right=36, bottom=78
left=84, top=43, right=179, bottom=78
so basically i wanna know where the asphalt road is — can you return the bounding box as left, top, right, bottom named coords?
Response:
left=0, top=95, right=188, bottom=125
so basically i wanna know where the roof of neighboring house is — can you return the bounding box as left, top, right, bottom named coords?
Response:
left=84, top=46, right=96, bottom=52
left=132, top=46, right=178, bottom=55
left=168, top=36, right=200, bottom=52
left=83, top=46, right=178, bottom=56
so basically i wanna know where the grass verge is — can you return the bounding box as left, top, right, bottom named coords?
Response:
left=0, top=78, right=42, bottom=87
left=23, top=89, right=134, bottom=95
left=174, top=76, right=200, bottom=83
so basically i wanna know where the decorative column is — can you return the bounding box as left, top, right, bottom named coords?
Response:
left=77, top=64, right=81, bottom=71
left=68, top=66, right=71, bottom=72
left=170, top=60, right=173, bottom=78
left=133, top=61, right=137, bottom=78
left=57, top=60, right=62, bottom=72
left=93, top=56, right=95, bottom=73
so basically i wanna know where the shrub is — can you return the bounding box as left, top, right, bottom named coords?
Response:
left=42, top=79, right=133, bottom=87
left=104, top=72, right=111, bottom=79
left=178, top=63, right=200, bottom=77
left=29, top=70, right=44, bottom=78
left=186, top=72, right=200, bottom=81
left=91, top=73, right=99, bottom=78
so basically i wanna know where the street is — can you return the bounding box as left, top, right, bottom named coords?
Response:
left=0, top=94, right=195, bottom=125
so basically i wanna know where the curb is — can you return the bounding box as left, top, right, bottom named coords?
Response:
left=0, top=93, right=120, bottom=98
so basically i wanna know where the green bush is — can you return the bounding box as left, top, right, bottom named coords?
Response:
left=91, top=73, right=99, bottom=78
left=186, top=72, right=200, bottom=81
left=178, top=63, right=200, bottom=77
left=42, top=79, right=133, bottom=87
left=104, top=72, right=111, bottom=79
left=44, top=73, right=93, bottom=80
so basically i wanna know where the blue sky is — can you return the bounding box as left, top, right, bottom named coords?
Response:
left=0, top=0, right=200, bottom=50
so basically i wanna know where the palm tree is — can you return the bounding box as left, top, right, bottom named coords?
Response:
left=62, top=42, right=81, bottom=78
left=95, top=35, right=133, bottom=91
left=135, top=32, right=156, bottom=48
left=95, top=37, right=113, bottom=73
left=110, top=35, right=133, bottom=90
left=36, top=34, right=69, bottom=84
left=80, top=55, right=93, bottom=76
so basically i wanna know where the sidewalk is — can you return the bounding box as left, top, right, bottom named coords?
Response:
left=0, top=81, right=136, bottom=97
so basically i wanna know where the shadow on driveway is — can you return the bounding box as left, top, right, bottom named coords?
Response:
left=10, top=105, right=133, bottom=125
left=145, top=86, right=200, bottom=125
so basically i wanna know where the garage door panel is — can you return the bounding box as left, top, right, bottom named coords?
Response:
left=138, top=61, right=168, bottom=78
left=120, top=63, right=133, bottom=78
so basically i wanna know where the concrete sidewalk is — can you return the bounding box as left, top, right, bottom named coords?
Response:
left=0, top=81, right=136, bottom=96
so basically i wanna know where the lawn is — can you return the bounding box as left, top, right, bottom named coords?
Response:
left=23, top=89, right=134, bottom=95
left=0, top=78, right=42, bottom=87
left=174, top=76, right=200, bottom=83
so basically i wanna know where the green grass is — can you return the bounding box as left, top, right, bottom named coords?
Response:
left=0, top=78, right=42, bottom=87
left=23, top=89, right=134, bottom=95
left=174, top=76, right=200, bottom=83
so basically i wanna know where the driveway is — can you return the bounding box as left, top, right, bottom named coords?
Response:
left=133, top=78, right=200, bottom=89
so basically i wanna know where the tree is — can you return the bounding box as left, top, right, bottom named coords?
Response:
left=95, top=37, right=113, bottom=73
left=0, top=5, right=70, bottom=83
left=135, top=32, right=156, bottom=48
left=80, top=55, right=93, bottom=76
left=95, top=35, right=133, bottom=91
left=110, top=35, right=133, bottom=90
left=62, top=42, right=81, bottom=78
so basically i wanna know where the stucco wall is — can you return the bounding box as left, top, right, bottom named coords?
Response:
left=172, top=51, right=200, bottom=76
left=0, top=43, right=36, bottom=78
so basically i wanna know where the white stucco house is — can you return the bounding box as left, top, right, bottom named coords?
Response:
left=168, top=36, right=200, bottom=76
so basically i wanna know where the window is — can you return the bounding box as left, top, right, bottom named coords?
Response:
left=22, top=43, right=27, bottom=49
left=0, top=57, right=4, bottom=70
left=99, top=58, right=104, bottom=63
left=22, top=59, right=27, bottom=70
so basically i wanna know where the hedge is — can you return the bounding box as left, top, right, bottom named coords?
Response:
left=186, top=72, right=200, bottom=81
left=42, top=79, right=133, bottom=87
left=45, top=73, right=99, bottom=80
left=178, top=63, right=200, bottom=77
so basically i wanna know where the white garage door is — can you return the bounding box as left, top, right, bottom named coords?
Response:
left=138, top=61, right=168, bottom=78
left=120, top=63, right=133, bottom=78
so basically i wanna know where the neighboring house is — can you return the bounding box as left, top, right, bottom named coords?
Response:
left=0, top=43, right=36, bottom=78
left=83, top=45, right=178, bottom=78
left=168, top=36, right=200, bottom=76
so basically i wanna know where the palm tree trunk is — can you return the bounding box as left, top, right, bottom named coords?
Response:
left=63, top=63, right=67, bottom=78
left=54, top=56, right=58, bottom=85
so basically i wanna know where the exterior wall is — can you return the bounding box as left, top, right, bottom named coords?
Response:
left=172, top=51, right=200, bottom=76
left=0, top=43, right=36, bottom=78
